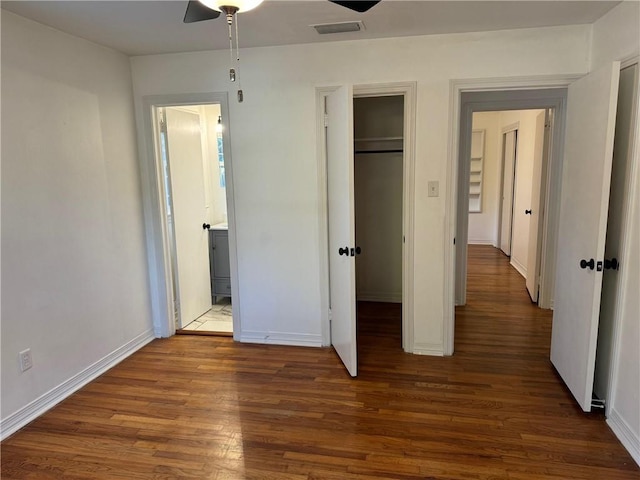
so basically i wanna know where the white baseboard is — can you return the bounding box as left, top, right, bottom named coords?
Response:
left=607, top=408, right=640, bottom=466
left=239, top=331, right=323, bottom=347
left=468, top=239, right=495, bottom=245
left=510, top=257, right=527, bottom=278
left=356, top=292, right=402, bottom=303
left=412, top=342, right=444, bottom=356
left=0, top=329, right=155, bottom=441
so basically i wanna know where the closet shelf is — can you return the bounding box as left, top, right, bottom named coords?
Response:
left=354, top=136, right=404, bottom=154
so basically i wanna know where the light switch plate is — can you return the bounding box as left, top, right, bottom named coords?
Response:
left=428, top=181, right=439, bottom=197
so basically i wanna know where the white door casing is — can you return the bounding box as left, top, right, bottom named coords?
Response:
left=165, top=108, right=212, bottom=329
left=326, top=85, right=358, bottom=377
left=525, top=111, right=548, bottom=302
left=500, top=130, right=517, bottom=255
left=551, top=62, right=621, bottom=412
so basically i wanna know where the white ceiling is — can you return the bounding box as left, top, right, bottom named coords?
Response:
left=1, top=0, right=620, bottom=56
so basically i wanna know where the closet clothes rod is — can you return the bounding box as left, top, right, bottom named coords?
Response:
left=355, top=149, right=404, bottom=154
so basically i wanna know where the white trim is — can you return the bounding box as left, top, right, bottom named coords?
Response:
left=501, top=121, right=520, bottom=134
left=238, top=331, right=323, bottom=347
left=138, top=93, right=241, bottom=340
left=0, top=329, right=155, bottom=441
left=445, top=75, right=576, bottom=356
left=412, top=343, right=445, bottom=356
left=607, top=409, right=640, bottom=466
left=316, top=86, right=336, bottom=347
left=316, top=81, right=417, bottom=354
left=621, top=55, right=640, bottom=70
left=510, top=257, right=527, bottom=278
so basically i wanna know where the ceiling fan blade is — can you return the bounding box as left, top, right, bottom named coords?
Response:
left=183, top=0, right=221, bottom=23
left=329, top=1, right=381, bottom=13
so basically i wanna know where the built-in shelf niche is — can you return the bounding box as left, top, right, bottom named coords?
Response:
left=469, top=129, right=485, bottom=213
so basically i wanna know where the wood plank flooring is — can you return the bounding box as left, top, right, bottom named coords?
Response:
left=2, top=245, right=638, bottom=479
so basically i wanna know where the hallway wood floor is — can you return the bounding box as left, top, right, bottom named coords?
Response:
left=2, top=245, right=638, bottom=479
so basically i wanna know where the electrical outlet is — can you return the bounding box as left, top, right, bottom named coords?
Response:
left=19, top=349, right=33, bottom=372
left=428, top=181, right=439, bottom=197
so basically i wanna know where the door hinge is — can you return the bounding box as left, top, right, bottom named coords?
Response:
left=324, top=114, right=329, bottom=128
left=328, top=308, right=332, bottom=322
left=158, top=108, right=167, bottom=132
left=173, top=301, right=180, bottom=327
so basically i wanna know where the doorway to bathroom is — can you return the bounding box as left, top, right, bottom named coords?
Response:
left=155, top=103, right=233, bottom=336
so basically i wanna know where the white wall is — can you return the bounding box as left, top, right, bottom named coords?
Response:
left=499, top=109, right=545, bottom=277
left=355, top=153, right=403, bottom=302
left=591, top=1, right=640, bottom=69
left=354, top=96, right=403, bottom=303
left=131, top=24, right=590, bottom=352
left=591, top=0, right=640, bottom=465
left=0, top=12, right=153, bottom=437
left=468, top=112, right=501, bottom=245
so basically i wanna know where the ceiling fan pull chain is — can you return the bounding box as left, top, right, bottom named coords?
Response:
left=235, top=13, right=244, bottom=102
left=227, top=19, right=235, bottom=82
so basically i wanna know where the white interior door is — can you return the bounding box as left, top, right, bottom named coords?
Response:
left=525, top=111, right=548, bottom=302
left=500, top=130, right=517, bottom=255
left=326, top=86, right=357, bottom=377
left=165, top=107, right=212, bottom=329
left=551, top=62, right=620, bottom=412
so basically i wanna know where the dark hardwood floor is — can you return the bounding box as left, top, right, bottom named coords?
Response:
left=2, top=245, right=638, bottom=479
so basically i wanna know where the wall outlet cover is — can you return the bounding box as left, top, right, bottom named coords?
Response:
left=19, top=349, right=33, bottom=372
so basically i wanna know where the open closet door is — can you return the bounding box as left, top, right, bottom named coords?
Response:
left=326, top=86, right=357, bottom=377
left=551, top=62, right=620, bottom=411
left=525, top=110, right=548, bottom=302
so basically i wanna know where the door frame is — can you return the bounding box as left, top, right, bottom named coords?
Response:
left=139, top=92, right=241, bottom=338
left=316, top=82, right=417, bottom=352
left=446, top=75, right=579, bottom=355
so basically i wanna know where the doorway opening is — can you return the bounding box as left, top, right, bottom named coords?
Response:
left=152, top=103, right=233, bottom=336
left=319, top=82, right=416, bottom=377
left=450, top=62, right=638, bottom=414
left=467, top=109, right=550, bottom=305
left=353, top=95, right=405, bottom=364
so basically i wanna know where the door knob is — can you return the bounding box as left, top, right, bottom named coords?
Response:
left=338, top=247, right=349, bottom=256
left=580, top=258, right=595, bottom=270
left=203, top=223, right=211, bottom=230
left=525, top=209, right=532, bottom=215
left=355, top=246, right=362, bottom=255
left=350, top=247, right=362, bottom=256
left=604, top=258, right=619, bottom=270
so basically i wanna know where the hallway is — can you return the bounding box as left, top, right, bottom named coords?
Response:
left=454, top=244, right=553, bottom=374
